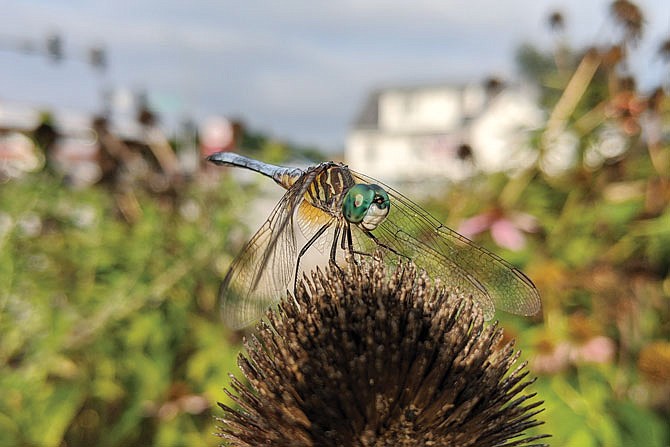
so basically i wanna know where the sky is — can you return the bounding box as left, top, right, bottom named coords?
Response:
left=1, top=0, right=668, bottom=151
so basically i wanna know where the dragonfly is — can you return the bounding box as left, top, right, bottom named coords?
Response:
left=209, top=152, right=541, bottom=329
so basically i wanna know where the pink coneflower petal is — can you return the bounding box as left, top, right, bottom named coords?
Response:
left=458, top=213, right=494, bottom=238
left=571, top=336, right=616, bottom=364
left=491, top=219, right=527, bottom=250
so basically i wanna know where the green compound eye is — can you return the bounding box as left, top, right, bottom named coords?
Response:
left=342, top=184, right=390, bottom=230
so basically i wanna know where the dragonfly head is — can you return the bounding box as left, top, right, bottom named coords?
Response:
left=342, top=184, right=390, bottom=230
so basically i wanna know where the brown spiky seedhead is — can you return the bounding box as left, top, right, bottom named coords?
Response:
left=218, top=260, right=549, bottom=447
left=548, top=11, right=565, bottom=32
left=610, top=0, right=644, bottom=43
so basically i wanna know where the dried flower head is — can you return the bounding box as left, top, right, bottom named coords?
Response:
left=610, top=0, right=644, bottom=43
left=548, top=11, right=565, bottom=32
left=484, top=77, right=505, bottom=97
left=638, top=341, right=670, bottom=385
left=647, top=87, right=665, bottom=113
left=456, top=143, right=474, bottom=162
left=659, top=38, right=670, bottom=62
left=218, top=260, right=548, bottom=446
left=601, top=45, right=625, bottom=68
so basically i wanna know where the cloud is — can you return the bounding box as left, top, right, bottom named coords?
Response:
left=2, top=0, right=668, bottom=149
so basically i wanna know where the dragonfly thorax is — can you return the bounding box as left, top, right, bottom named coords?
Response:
left=342, top=184, right=390, bottom=230
left=302, top=163, right=355, bottom=209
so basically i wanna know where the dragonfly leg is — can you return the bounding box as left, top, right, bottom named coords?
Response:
left=340, top=224, right=360, bottom=266
left=363, top=229, right=411, bottom=260
left=328, top=224, right=346, bottom=276
left=340, top=225, right=390, bottom=261
left=293, top=220, right=334, bottom=293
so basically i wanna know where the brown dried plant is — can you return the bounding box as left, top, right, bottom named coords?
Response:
left=218, top=260, right=548, bottom=447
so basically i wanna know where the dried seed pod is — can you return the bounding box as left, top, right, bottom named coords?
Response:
left=218, top=260, right=549, bottom=447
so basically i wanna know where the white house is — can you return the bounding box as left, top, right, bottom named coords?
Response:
left=346, top=81, right=543, bottom=185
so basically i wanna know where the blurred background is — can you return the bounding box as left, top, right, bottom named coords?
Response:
left=1, top=1, right=669, bottom=446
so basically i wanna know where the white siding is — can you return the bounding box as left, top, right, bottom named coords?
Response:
left=378, top=88, right=462, bottom=133
left=346, top=83, right=542, bottom=186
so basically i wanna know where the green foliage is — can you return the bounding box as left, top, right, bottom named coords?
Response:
left=0, top=175, right=247, bottom=446
left=465, top=5, right=670, bottom=444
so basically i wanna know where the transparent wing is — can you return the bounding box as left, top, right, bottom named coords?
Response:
left=349, top=170, right=541, bottom=320
left=220, top=171, right=318, bottom=329
left=296, top=200, right=334, bottom=255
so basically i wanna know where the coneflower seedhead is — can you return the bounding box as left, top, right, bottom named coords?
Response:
left=218, top=260, right=548, bottom=446
left=610, top=0, right=644, bottom=43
